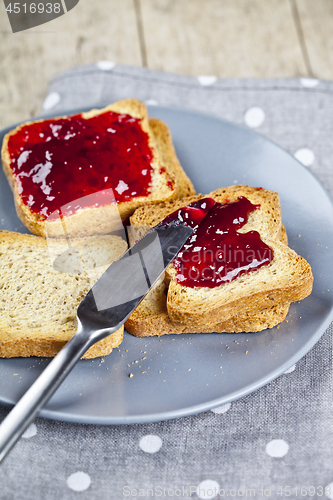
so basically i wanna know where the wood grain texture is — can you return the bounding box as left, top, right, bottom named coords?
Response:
left=0, top=0, right=142, bottom=128
left=1, top=0, right=328, bottom=130
left=295, top=0, right=333, bottom=79
left=140, top=0, right=307, bottom=78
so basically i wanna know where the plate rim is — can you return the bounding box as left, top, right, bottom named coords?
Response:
left=0, top=103, right=332, bottom=425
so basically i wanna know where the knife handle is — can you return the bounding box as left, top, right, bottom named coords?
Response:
left=0, top=331, right=91, bottom=463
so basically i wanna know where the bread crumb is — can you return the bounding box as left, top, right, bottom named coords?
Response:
left=188, top=368, right=191, bottom=371
left=129, top=373, right=134, bottom=378
left=245, top=351, right=248, bottom=354
left=142, top=371, right=146, bottom=374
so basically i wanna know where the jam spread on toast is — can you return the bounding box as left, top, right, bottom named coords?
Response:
left=160, top=197, right=216, bottom=229
left=8, top=111, right=154, bottom=217
left=163, top=196, right=273, bottom=288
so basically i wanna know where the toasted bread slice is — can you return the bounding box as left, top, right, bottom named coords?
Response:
left=125, top=279, right=290, bottom=336
left=129, top=185, right=285, bottom=285
left=128, top=185, right=312, bottom=332
left=166, top=188, right=312, bottom=328
left=125, top=202, right=290, bottom=336
left=0, top=230, right=127, bottom=358
left=167, top=239, right=312, bottom=329
left=2, top=99, right=195, bottom=237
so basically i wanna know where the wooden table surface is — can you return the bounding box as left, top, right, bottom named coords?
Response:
left=0, top=0, right=332, bottom=129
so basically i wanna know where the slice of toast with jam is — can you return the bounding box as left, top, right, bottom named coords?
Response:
left=1, top=99, right=195, bottom=237
left=125, top=185, right=313, bottom=335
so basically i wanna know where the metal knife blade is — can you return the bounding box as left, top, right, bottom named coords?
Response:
left=77, top=221, right=193, bottom=330
left=0, top=222, right=193, bottom=463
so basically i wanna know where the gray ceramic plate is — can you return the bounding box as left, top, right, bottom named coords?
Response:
left=0, top=105, right=332, bottom=424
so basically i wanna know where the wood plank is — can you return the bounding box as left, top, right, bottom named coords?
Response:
left=140, top=0, right=307, bottom=78
left=295, top=0, right=333, bottom=79
left=0, top=0, right=142, bottom=129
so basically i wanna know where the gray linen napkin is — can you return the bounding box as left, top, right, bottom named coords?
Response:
left=0, top=64, right=333, bottom=500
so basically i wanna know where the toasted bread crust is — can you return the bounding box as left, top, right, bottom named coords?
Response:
left=125, top=280, right=290, bottom=336
left=2, top=99, right=194, bottom=237
left=0, top=325, right=123, bottom=359
left=148, top=117, right=195, bottom=198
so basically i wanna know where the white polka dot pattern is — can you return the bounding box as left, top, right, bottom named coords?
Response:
left=139, top=435, right=163, bottom=453
left=211, top=403, right=231, bottom=414
left=266, top=439, right=289, bottom=457
left=244, top=107, right=265, bottom=128
left=22, top=423, right=37, bottom=439
left=284, top=364, right=296, bottom=374
left=198, top=75, right=218, bottom=86
left=67, top=472, right=91, bottom=492
left=300, top=78, right=319, bottom=88
left=96, top=61, right=116, bottom=71
left=294, top=148, right=315, bottom=166
left=145, top=99, right=158, bottom=106
left=197, top=479, right=220, bottom=499
left=42, top=92, right=61, bottom=110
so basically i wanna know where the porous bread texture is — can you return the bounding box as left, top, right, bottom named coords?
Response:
left=126, top=197, right=289, bottom=336
left=125, top=279, right=290, bottom=336
left=129, top=186, right=283, bottom=244
left=127, top=194, right=202, bottom=246
left=129, top=185, right=285, bottom=285
left=166, top=187, right=313, bottom=328
left=2, top=99, right=195, bottom=238
left=208, top=185, right=282, bottom=239
left=0, top=230, right=127, bottom=358
left=127, top=185, right=312, bottom=334
left=167, top=239, right=312, bottom=329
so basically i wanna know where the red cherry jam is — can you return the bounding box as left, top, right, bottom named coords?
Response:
left=165, top=196, right=273, bottom=288
left=160, top=197, right=216, bottom=229
left=8, top=111, right=155, bottom=218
